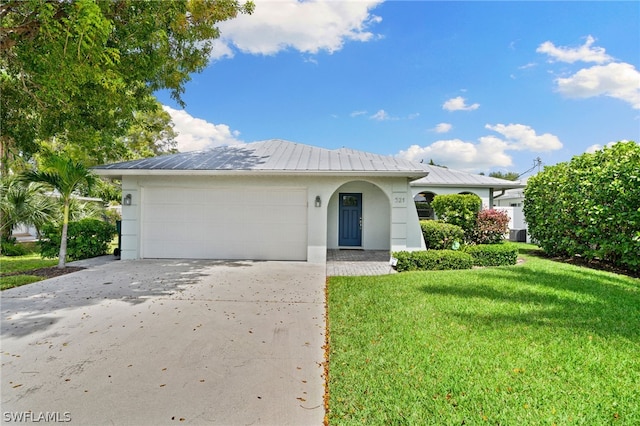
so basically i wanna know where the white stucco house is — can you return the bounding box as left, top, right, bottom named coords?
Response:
left=94, top=139, right=523, bottom=263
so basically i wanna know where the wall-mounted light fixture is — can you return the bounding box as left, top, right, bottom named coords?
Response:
left=314, top=195, right=321, bottom=207
left=123, top=193, right=132, bottom=206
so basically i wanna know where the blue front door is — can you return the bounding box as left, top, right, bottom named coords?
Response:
left=339, top=193, right=362, bottom=247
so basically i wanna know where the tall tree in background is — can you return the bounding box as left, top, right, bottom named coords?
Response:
left=118, top=102, right=178, bottom=160
left=0, top=0, right=254, bottom=169
left=23, top=152, right=98, bottom=268
left=488, top=171, right=520, bottom=181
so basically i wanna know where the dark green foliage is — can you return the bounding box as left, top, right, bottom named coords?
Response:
left=431, top=194, right=482, bottom=240
left=393, top=250, right=473, bottom=272
left=39, top=219, right=116, bottom=261
left=471, top=209, right=510, bottom=244
left=1, top=237, right=28, bottom=256
left=2, top=0, right=254, bottom=165
left=420, top=220, right=464, bottom=250
left=524, top=141, right=640, bottom=272
left=464, top=243, right=518, bottom=266
left=414, top=201, right=433, bottom=219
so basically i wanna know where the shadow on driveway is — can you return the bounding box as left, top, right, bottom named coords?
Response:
left=2, top=260, right=253, bottom=338
left=1, top=259, right=326, bottom=425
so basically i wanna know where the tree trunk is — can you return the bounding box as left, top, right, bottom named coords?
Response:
left=57, top=201, right=69, bottom=268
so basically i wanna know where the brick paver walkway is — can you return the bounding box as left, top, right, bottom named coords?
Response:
left=326, top=249, right=397, bottom=276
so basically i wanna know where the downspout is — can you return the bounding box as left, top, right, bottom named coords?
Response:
left=491, top=189, right=506, bottom=207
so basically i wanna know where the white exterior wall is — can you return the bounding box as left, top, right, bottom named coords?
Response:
left=495, top=206, right=530, bottom=242
left=494, top=206, right=527, bottom=230
left=120, top=175, right=424, bottom=262
left=494, top=196, right=525, bottom=207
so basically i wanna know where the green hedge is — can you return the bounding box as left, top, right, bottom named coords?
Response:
left=464, top=243, right=518, bottom=267
left=524, top=141, right=640, bottom=272
left=431, top=194, right=482, bottom=240
left=420, top=220, right=465, bottom=250
left=393, top=250, right=473, bottom=272
left=40, top=219, right=116, bottom=261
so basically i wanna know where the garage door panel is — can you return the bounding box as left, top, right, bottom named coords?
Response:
left=141, top=187, right=307, bottom=260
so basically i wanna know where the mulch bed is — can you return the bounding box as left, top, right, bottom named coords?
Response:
left=1, top=266, right=85, bottom=279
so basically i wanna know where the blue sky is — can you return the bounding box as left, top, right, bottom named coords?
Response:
left=156, top=1, right=640, bottom=175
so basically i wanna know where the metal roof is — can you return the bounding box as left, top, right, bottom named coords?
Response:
left=411, top=165, right=524, bottom=189
left=93, top=139, right=431, bottom=177
left=93, top=139, right=523, bottom=189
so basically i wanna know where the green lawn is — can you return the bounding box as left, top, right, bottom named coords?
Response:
left=0, top=253, right=58, bottom=290
left=327, top=244, right=640, bottom=425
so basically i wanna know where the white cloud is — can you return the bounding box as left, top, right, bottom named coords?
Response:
left=350, top=110, right=368, bottom=117
left=586, top=140, right=628, bottom=153
left=536, top=35, right=612, bottom=64
left=442, top=96, right=480, bottom=111
left=370, top=109, right=391, bottom=120
left=518, top=62, right=537, bottom=70
left=211, top=0, right=384, bottom=59
left=162, top=106, right=243, bottom=152
left=555, top=62, right=640, bottom=109
left=485, top=123, right=563, bottom=151
left=396, top=123, right=562, bottom=172
left=397, top=138, right=512, bottom=172
left=433, top=123, right=452, bottom=133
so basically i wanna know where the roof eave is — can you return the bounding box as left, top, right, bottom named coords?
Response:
left=94, top=169, right=429, bottom=179
left=410, top=181, right=525, bottom=190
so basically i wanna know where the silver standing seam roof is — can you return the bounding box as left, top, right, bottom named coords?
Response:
left=93, top=139, right=523, bottom=189
left=411, top=165, right=524, bottom=189
left=93, top=139, right=430, bottom=177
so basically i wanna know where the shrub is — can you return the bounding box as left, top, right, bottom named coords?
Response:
left=431, top=194, right=482, bottom=240
left=40, top=219, right=116, bottom=261
left=464, top=243, right=518, bottom=267
left=393, top=250, right=473, bottom=272
left=471, top=209, right=510, bottom=244
left=420, top=220, right=465, bottom=250
left=1, top=236, right=28, bottom=256
left=524, top=141, right=640, bottom=272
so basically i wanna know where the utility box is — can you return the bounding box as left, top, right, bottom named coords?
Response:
left=509, top=229, right=527, bottom=242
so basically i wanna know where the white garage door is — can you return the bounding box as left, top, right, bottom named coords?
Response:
left=140, top=186, right=308, bottom=260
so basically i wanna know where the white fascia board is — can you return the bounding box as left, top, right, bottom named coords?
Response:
left=410, top=181, right=526, bottom=190
left=94, top=169, right=429, bottom=179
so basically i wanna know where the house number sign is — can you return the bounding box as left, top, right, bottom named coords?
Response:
left=392, top=193, right=407, bottom=206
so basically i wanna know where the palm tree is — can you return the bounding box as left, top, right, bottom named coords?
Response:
left=0, top=176, right=57, bottom=250
left=23, top=153, right=97, bottom=268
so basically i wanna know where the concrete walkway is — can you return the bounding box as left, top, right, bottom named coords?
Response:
left=1, top=260, right=326, bottom=425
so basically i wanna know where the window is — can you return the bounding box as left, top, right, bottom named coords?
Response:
left=342, top=195, right=359, bottom=207
left=414, top=192, right=436, bottom=220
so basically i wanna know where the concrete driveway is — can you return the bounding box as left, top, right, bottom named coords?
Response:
left=1, top=259, right=326, bottom=425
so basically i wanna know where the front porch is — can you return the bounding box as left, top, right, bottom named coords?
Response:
left=326, top=249, right=397, bottom=276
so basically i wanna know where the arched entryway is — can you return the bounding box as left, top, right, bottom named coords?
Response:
left=327, top=180, right=391, bottom=250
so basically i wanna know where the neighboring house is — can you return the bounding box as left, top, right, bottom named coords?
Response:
left=94, top=139, right=524, bottom=262
left=410, top=167, right=525, bottom=219
left=493, top=186, right=525, bottom=207
left=493, top=181, right=529, bottom=242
